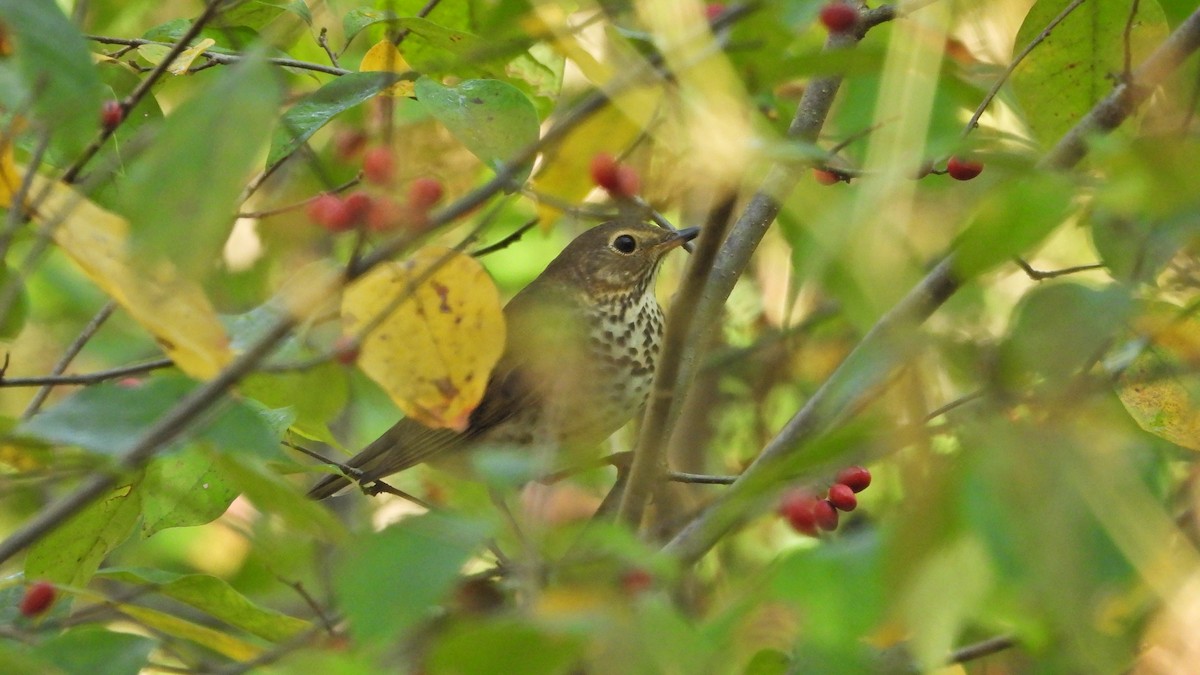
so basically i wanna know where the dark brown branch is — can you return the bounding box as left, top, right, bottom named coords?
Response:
left=1015, top=259, right=1105, bottom=281
left=86, top=35, right=353, bottom=76
left=948, top=635, right=1017, bottom=664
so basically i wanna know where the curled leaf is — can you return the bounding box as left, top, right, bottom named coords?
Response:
left=342, top=247, right=504, bottom=431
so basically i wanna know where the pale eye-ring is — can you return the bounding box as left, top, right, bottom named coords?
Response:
left=612, top=234, right=637, bottom=254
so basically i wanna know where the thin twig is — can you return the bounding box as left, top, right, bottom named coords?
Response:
left=471, top=218, right=539, bottom=257
left=963, top=0, right=1088, bottom=136
left=235, top=177, right=361, bottom=219
left=1015, top=259, right=1105, bottom=281
left=86, top=35, right=353, bottom=76
left=1123, top=0, right=1141, bottom=78
left=667, top=471, right=737, bottom=485
left=947, top=635, right=1017, bottom=664
left=22, top=301, right=117, bottom=419
left=0, top=359, right=172, bottom=388
left=923, top=390, right=986, bottom=423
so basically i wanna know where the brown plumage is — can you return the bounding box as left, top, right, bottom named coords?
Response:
left=308, top=221, right=698, bottom=499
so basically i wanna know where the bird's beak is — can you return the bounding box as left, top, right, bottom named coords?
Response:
left=661, top=226, right=700, bottom=251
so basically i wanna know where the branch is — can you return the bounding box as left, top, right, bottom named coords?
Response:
left=663, top=6, right=1200, bottom=565
left=21, top=301, right=116, bottom=419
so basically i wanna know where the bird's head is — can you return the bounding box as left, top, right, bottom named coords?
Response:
left=542, top=221, right=699, bottom=298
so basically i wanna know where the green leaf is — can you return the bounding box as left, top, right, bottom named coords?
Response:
left=227, top=306, right=349, bottom=444
left=428, top=618, right=583, bottom=675
left=25, top=481, right=141, bottom=587
left=141, top=446, right=239, bottom=537
left=211, top=453, right=343, bottom=539
left=1011, top=0, right=1169, bottom=147
left=97, top=568, right=311, bottom=642
left=951, top=172, right=1076, bottom=279
left=415, top=78, right=539, bottom=181
left=334, top=512, right=491, bottom=642
left=0, top=0, right=104, bottom=158
left=214, top=0, right=311, bottom=30
left=267, top=71, right=404, bottom=168
left=33, top=627, right=155, bottom=675
left=19, top=376, right=284, bottom=459
left=115, top=52, right=280, bottom=280
left=999, top=282, right=1134, bottom=388
left=0, top=263, right=29, bottom=339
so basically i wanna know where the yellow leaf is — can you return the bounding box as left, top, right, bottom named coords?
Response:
left=16, top=169, right=231, bottom=379
left=360, top=39, right=414, bottom=97
left=1118, top=304, right=1200, bottom=451
left=342, top=247, right=504, bottom=431
left=168, top=37, right=216, bottom=75
left=0, top=140, right=17, bottom=206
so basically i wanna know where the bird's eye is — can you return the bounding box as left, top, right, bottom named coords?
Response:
left=612, top=234, right=637, bottom=254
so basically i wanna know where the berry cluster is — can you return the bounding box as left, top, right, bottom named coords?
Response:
left=306, top=141, right=445, bottom=235
left=778, top=465, right=871, bottom=537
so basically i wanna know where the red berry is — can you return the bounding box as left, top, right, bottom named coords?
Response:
left=307, top=194, right=354, bottom=233
left=620, top=568, right=653, bottom=595
left=819, top=3, right=858, bottom=33
left=116, top=377, right=143, bottom=388
left=590, top=153, right=622, bottom=192
left=835, top=466, right=872, bottom=493
left=19, top=581, right=56, bottom=617
left=705, top=3, right=725, bottom=22
left=779, top=489, right=819, bottom=536
left=813, top=168, right=841, bottom=185
left=613, top=165, right=641, bottom=197
left=812, top=500, right=839, bottom=531
left=362, top=147, right=395, bottom=185
left=827, top=483, right=857, bottom=511
left=408, top=177, right=445, bottom=211
left=946, top=156, right=984, bottom=181
left=100, top=100, right=123, bottom=132
left=333, top=336, right=359, bottom=365
left=342, top=191, right=373, bottom=225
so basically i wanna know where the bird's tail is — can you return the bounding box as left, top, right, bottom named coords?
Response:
left=306, top=419, right=463, bottom=499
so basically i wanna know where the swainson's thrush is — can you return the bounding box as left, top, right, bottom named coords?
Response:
left=308, top=221, right=699, bottom=499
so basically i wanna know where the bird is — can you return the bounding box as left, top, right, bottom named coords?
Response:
left=308, top=220, right=700, bottom=499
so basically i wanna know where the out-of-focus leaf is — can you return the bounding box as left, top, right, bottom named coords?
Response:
left=0, top=261, right=29, bottom=339
left=141, top=446, right=239, bottom=537
left=999, top=282, right=1133, bottom=389
left=214, top=0, right=311, bottom=30
left=415, top=78, right=540, bottom=182
left=267, top=71, right=403, bottom=168
left=428, top=618, right=584, bottom=675
left=19, top=377, right=282, bottom=459
left=1012, top=0, right=1168, bottom=147
left=360, top=40, right=415, bottom=97
left=1117, top=302, right=1200, bottom=450
left=32, top=627, right=155, bottom=675
left=112, top=603, right=263, bottom=661
left=117, top=53, right=280, bottom=280
left=228, top=305, right=349, bottom=444
left=342, top=247, right=505, bottom=431
left=98, top=568, right=311, bottom=642
left=951, top=173, right=1076, bottom=279
left=334, top=512, right=491, bottom=642
left=211, top=453, right=343, bottom=539
left=0, top=170, right=232, bottom=378
left=25, top=482, right=141, bottom=587
left=0, top=0, right=104, bottom=157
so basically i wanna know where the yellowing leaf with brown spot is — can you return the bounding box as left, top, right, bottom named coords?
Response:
left=343, top=247, right=504, bottom=431
left=360, top=39, right=414, bottom=97
left=0, top=165, right=231, bottom=379
left=1118, top=303, right=1200, bottom=451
